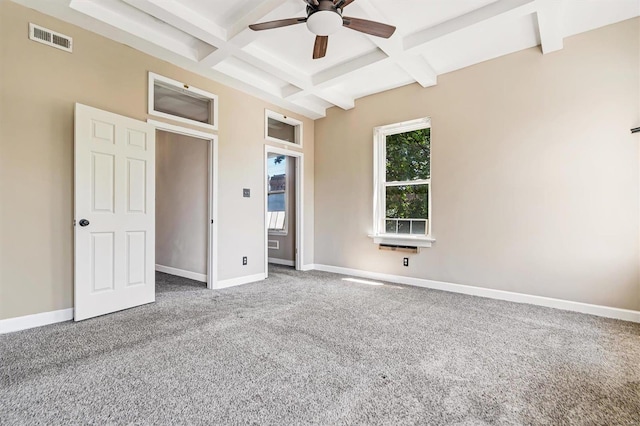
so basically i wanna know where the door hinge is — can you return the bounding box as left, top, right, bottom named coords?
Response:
left=73, top=219, right=76, bottom=226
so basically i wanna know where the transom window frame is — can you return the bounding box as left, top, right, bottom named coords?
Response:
left=148, top=72, right=219, bottom=131
left=370, top=117, right=436, bottom=248
left=265, top=109, right=303, bottom=149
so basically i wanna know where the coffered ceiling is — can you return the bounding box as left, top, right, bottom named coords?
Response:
left=11, top=0, right=640, bottom=119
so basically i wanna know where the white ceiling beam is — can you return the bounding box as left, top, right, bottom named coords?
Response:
left=121, top=0, right=227, bottom=46
left=312, top=0, right=538, bottom=93
left=235, top=48, right=312, bottom=88
left=233, top=48, right=355, bottom=109
left=312, top=49, right=389, bottom=87
left=69, top=0, right=202, bottom=60
left=116, top=0, right=540, bottom=113
left=536, top=0, right=565, bottom=54
left=200, top=46, right=235, bottom=68
left=346, top=0, right=438, bottom=88
left=403, top=0, right=538, bottom=50
left=223, top=1, right=357, bottom=111
left=286, top=87, right=355, bottom=110
left=396, top=55, right=437, bottom=88
left=227, top=0, right=299, bottom=44
left=202, top=68, right=326, bottom=118
left=200, top=0, right=301, bottom=67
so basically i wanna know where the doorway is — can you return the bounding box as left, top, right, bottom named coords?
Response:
left=265, top=146, right=303, bottom=277
left=151, top=120, right=218, bottom=289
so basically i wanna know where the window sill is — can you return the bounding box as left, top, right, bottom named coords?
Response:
left=368, top=234, right=436, bottom=248
left=269, top=231, right=288, bottom=237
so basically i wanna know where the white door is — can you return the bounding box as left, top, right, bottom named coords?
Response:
left=74, top=103, right=155, bottom=321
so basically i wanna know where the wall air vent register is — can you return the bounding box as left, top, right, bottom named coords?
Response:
left=29, top=23, right=73, bottom=53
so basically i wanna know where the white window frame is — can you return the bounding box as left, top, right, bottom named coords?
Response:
left=370, top=117, right=436, bottom=248
left=265, top=109, right=303, bottom=148
left=267, top=155, right=289, bottom=236
left=148, top=72, right=219, bottom=131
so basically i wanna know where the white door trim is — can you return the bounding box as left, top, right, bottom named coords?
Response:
left=149, top=119, right=219, bottom=290
left=264, top=146, right=304, bottom=277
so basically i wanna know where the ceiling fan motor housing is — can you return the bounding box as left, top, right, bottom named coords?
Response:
left=306, top=1, right=343, bottom=36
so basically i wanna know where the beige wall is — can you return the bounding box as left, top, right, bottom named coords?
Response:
left=156, top=131, right=208, bottom=275
left=0, top=1, right=314, bottom=320
left=315, top=18, right=640, bottom=310
left=269, top=156, right=296, bottom=263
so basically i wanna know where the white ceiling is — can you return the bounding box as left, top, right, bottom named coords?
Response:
left=12, top=0, right=640, bottom=119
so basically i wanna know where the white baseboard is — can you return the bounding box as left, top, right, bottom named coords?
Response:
left=156, top=264, right=207, bottom=283
left=0, top=308, right=74, bottom=334
left=312, top=264, right=640, bottom=324
left=300, top=264, right=316, bottom=272
left=268, top=257, right=295, bottom=267
left=215, top=273, right=266, bottom=290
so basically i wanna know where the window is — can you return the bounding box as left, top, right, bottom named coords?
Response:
left=267, top=154, right=287, bottom=234
left=265, top=110, right=303, bottom=148
left=148, top=72, right=218, bottom=130
left=371, top=118, right=435, bottom=247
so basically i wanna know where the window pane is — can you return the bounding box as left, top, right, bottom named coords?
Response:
left=397, top=220, right=411, bottom=234
left=268, top=118, right=296, bottom=143
left=154, top=81, right=212, bottom=124
left=386, top=128, right=430, bottom=182
left=385, top=220, right=397, bottom=233
left=274, top=211, right=286, bottom=230
left=385, top=184, right=429, bottom=221
left=411, top=220, right=426, bottom=235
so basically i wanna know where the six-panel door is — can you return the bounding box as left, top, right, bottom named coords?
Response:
left=74, top=103, right=155, bottom=321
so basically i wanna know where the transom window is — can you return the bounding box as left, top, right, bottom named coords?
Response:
left=148, top=72, right=218, bottom=131
left=265, top=110, right=303, bottom=148
left=372, top=118, right=434, bottom=247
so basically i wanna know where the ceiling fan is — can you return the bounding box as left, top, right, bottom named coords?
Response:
left=249, top=0, right=396, bottom=59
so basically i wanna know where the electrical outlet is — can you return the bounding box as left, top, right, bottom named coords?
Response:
left=403, top=258, right=409, bottom=267
left=243, top=188, right=250, bottom=198
left=242, top=256, right=248, bottom=266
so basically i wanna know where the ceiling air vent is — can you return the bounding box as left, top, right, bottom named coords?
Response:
left=28, top=23, right=72, bottom=53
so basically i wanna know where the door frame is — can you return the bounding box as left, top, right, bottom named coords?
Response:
left=149, top=119, right=218, bottom=289
left=264, top=145, right=304, bottom=277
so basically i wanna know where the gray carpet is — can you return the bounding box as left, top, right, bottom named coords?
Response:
left=2, top=266, right=640, bottom=425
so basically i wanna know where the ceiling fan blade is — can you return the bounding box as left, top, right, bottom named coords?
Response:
left=305, top=0, right=319, bottom=6
left=313, top=35, right=328, bottom=59
left=334, top=0, right=355, bottom=9
left=249, top=17, right=307, bottom=31
left=342, top=17, right=396, bottom=38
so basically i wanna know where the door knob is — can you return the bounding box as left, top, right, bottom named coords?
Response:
left=79, top=219, right=90, bottom=227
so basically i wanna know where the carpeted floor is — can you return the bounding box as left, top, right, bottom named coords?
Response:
left=1, top=266, right=640, bottom=425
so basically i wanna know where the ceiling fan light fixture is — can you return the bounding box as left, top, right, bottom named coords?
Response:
left=306, top=10, right=343, bottom=35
